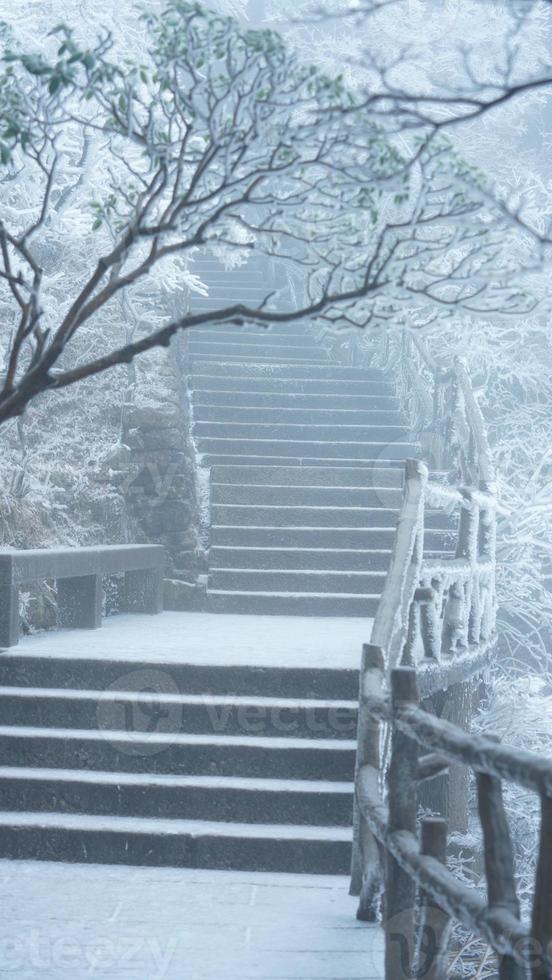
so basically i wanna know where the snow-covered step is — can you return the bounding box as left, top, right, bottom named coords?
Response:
left=211, top=485, right=404, bottom=507
left=196, top=405, right=403, bottom=425
left=199, top=439, right=418, bottom=460
left=0, top=687, right=357, bottom=739
left=0, top=768, right=353, bottom=827
left=211, top=504, right=402, bottom=529
left=194, top=422, right=410, bottom=442
left=0, top=811, right=352, bottom=873
left=191, top=375, right=395, bottom=395
left=0, top=726, right=356, bottom=780
left=190, top=362, right=391, bottom=381
left=0, top=654, right=359, bottom=700
left=210, top=525, right=455, bottom=550
left=210, top=464, right=404, bottom=487
left=189, top=328, right=323, bottom=344
left=209, top=546, right=394, bottom=572
left=205, top=591, right=380, bottom=617
left=202, top=453, right=408, bottom=469
left=193, top=390, right=398, bottom=409
left=209, top=570, right=387, bottom=595
left=188, top=342, right=328, bottom=360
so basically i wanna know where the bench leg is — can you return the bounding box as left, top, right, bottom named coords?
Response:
left=0, top=574, right=19, bottom=648
left=57, top=575, right=102, bottom=630
left=124, top=568, right=163, bottom=615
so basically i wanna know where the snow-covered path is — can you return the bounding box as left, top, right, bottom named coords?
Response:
left=0, top=861, right=384, bottom=979
left=14, top=611, right=373, bottom=669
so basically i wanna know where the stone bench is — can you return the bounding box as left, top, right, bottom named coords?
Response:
left=0, top=545, right=165, bottom=648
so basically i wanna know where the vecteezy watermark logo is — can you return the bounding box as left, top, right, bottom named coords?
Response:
left=97, top=669, right=183, bottom=756
left=0, top=931, right=178, bottom=977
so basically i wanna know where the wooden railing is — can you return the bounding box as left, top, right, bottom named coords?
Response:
left=356, top=662, right=552, bottom=980
left=372, top=329, right=496, bottom=492
left=350, top=455, right=500, bottom=911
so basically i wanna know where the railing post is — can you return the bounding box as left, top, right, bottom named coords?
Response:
left=351, top=644, right=384, bottom=920
left=531, top=794, right=552, bottom=980
left=385, top=668, right=419, bottom=980
left=417, top=818, right=451, bottom=980
left=476, top=763, right=525, bottom=980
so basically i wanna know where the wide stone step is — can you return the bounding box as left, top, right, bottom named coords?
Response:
left=0, top=812, right=351, bottom=873
left=194, top=422, right=410, bottom=442
left=211, top=504, right=401, bottom=528
left=0, top=688, right=357, bottom=739
left=210, top=525, right=455, bottom=550
left=0, top=769, right=353, bottom=827
left=209, top=569, right=387, bottom=595
left=190, top=353, right=330, bottom=365
left=188, top=342, right=327, bottom=361
left=195, top=405, right=403, bottom=425
left=189, top=329, right=316, bottom=344
left=191, top=376, right=394, bottom=396
left=0, top=728, right=356, bottom=780
left=210, top=464, right=404, bottom=487
left=209, top=546, right=393, bottom=571
left=211, top=485, right=403, bottom=508
left=193, top=390, right=398, bottom=410
left=205, top=591, right=379, bottom=616
left=0, top=657, right=359, bottom=700
left=202, top=454, right=406, bottom=468
left=198, top=439, right=418, bottom=460
left=190, top=363, right=388, bottom=381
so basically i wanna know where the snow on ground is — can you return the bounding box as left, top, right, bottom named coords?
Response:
left=15, top=612, right=373, bottom=669
left=0, top=862, right=384, bottom=979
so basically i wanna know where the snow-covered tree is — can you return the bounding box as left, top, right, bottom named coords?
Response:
left=0, top=0, right=533, bottom=429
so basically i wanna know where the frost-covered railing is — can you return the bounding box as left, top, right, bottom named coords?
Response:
left=351, top=456, right=501, bottom=919
left=372, top=329, right=495, bottom=491
left=369, top=457, right=498, bottom=696
left=355, top=664, right=552, bottom=980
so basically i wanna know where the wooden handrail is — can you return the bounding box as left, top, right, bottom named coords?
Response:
left=356, top=667, right=552, bottom=979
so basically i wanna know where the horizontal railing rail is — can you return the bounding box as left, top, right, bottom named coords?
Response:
left=356, top=663, right=552, bottom=980
left=0, top=544, right=165, bottom=647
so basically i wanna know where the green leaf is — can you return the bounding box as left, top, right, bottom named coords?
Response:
left=92, top=217, right=102, bottom=231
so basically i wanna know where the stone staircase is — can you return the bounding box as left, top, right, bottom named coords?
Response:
left=185, top=269, right=454, bottom=615
left=0, top=641, right=359, bottom=873
left=0, top=256, right=456, bottom=875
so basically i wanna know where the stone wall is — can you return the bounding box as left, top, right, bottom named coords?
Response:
left=121, top=337, right=205, bottom=610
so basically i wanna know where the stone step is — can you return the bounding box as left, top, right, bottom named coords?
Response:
left=0, top=727, right=356, bottom=780
left=190, top=363, right=388, bottom=381
left=209, top=569, right=387, bottom=595
left=193, top=390, right=398, bottom=410
left=194, top=422, right=410, bottom=442
left=195, top=405, right=403, bottom=425
left=210, top=525, right=455, bottom=550
left=0, top=812, right=351, bottom=873
left=188, top=342, right=327, bottom=361
left=189, top=329, right=316, bottom=344
left=191, top=376, right=394, bottom=395
left=210, top=504, right=401, bottom=528
left=198, top=439, right=418, bottom=460
left=0, top=657, right=359, bottom=700
left=209, top=546, right=393, bottom=571
left=205, top=592, right=379, bottom=616
left=190, top=352, right=330, bottom=365
left=0, top=688, right=357, bottom=740
left=211, top=485, right=403, bottom=507
left=202, top=454, right=407, bottom=468
left=0, top=769, right=353, bottom=827
left=210, top=464, right=404, bottom=487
